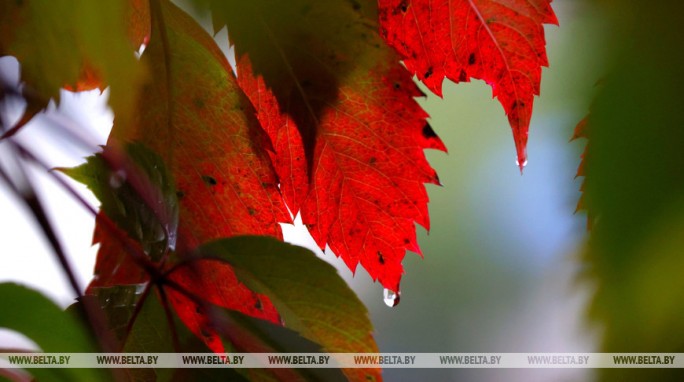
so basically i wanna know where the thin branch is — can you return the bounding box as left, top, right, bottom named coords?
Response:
left=0, top=160, right=83, bottom=299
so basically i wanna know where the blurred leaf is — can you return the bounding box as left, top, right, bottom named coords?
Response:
left=582, top=0, right=684, bottom=379
left=0, top=0, right=145, bottom=129
left=188, top=236, right=381, bottom=382
left=0, top=283, right=107, bottom=382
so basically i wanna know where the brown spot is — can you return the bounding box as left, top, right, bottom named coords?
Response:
left=468, top=53, right=476, bottom=65
left=424, top=67, right=433, bottom=79
left=377, top=251, right=385, bottom=264
left=201, top=175, right=217, bottom=186
left=369, top=157, right=377, bottom=164
left=248, top=207, right=256, bottom=216
left=254, top=297, right=263, bottom=310
left=176, top=190, right=185, bottom=199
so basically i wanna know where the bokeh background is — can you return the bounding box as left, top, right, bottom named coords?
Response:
left=0, top=1, right=628, bottom=381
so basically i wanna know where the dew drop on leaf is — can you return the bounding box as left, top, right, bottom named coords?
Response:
left=383, top=288, right=400, bottom=307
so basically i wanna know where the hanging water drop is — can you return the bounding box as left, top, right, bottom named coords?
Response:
left=383, top=288, right=400, bottom=307
left=515, top=158, right=528, bottom=168
left=109, top=170, right=127, bottom=188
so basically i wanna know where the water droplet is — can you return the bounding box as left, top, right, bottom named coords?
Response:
left=109, top=170, right=127, bottom=188
left=515, top=159, right=528, bottom=168
left=383, top=288, right=400, bottom=307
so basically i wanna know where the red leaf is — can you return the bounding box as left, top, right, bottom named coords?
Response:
left=238, top=49, right=445, bottom=293
left=378, top=0, right=558, bottom=170
left=166, top=259, right=280, bottom=353
left=89, top=213, right=148, bottom=289
left=108, top=0, right=290, bottom=249
left=89, top=1, right=288, bottom=345
left=237, top=57, right=309, bottom=213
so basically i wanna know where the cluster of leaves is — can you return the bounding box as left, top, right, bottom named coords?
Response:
left=1, top=0, right=558, bottom=380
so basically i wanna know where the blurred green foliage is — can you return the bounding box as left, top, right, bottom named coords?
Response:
left=583, top=0, right=684, bottom=380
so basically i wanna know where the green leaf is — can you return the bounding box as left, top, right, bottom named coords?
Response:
left=0, top=0, right=145, bottom=129
left=212, top=308, right=347, bottom=382
left=62, top=142, right=179, bottom=262
left=0, top=283, right=106, bottom=382
left=191, top=236, right=380, bottom=382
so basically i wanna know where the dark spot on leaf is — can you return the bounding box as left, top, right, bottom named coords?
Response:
left=248, top=207, right=256, bottom=216
left=422, top=123, right=438, bottom=138
left=424, top=67, right=433, bottom=79
left=200, top=328, right=211, bottom=337
left=404, top=238, right=410, bottom=244
left=468, top=53, right=476, bottom=65
left=377, top=251, right=385, bottom=264
left=254, top=297, right=263, bottom=310
left=397, top=0, right=408, bottom=13
left=202, top=175, right=217, bottom=186
left=511, top=101, right=518, bottom=110
left=349, top=0, right=361, bottom=11
left=369, top=157, right=377, bottom=164
left=393, top=82, right=401, bottom=90
left=176, top=190, right=185, bottom=199
left=195, top=305, right=202, bottom=314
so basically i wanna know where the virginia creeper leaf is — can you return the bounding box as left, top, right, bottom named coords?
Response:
left=62, top=142, right=179, bottom=288
left=378, top=0, right=558, bottom=169
left=212, top=0, right=445, bottom=294
left=165, top=259, right=281, bottom=353
left=95, top=0, right=290, bottom=352
left=64, top=143, right=179, bottom=260
left=0, top=0, right=145, bottom=130
left=180, top=236, right=381, bottom=382
left=0, top=283, right=106, bottom=382
left=109, top=0, right=289, bottom=250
